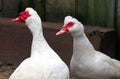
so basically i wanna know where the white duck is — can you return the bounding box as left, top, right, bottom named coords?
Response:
left=56, top=16, right=120, bottom=79
left=9, top=8, right=69, bottom=79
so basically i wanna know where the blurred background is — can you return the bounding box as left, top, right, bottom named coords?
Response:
left=0, top=0, right=120, bottom=78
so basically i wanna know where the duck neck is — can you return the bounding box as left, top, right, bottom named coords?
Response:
left=72, top=33, right=95, bottom=59
left=30, top=27, right=50, bottom=57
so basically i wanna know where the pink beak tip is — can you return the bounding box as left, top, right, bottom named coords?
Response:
left=56, top=32, right=61, bottom=35
left=12, top=18, right=19, bottom=22
left=56, top=29, right=66, bottom=36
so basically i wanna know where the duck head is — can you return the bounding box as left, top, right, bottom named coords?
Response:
left=56, top=16, right=84, bottom=37
left=12, top=7, right=42, bottom=35
left=12, top=7, right=39, bottom=23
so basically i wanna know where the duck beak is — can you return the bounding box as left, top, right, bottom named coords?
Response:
left=56, top=25, right=68, bottom=35
left=56, top=26, right=68, bottom=35
left=12, top=17, right=19, bottom=22
left=12, top=10, right=30, bottom=23
left=56, top=22, right=74, bottom=35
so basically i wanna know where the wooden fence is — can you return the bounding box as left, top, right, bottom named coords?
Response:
left=116, top=0, right=120, bottom=60
left=0, top=0, right=120, bottom=59
left=0, top=0, right=116, bottom=27
left=28, top=0, right=114, bottom=28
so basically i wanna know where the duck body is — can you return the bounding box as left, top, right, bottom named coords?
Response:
left=9, top=8, right=69, bottom=79
left=71, top=34, right=120, bottom=79
left=10, top=55, right=69, bottom=79
left=57, top=16, right=120, bottom=79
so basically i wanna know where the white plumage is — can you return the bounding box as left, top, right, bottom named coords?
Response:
left=9, top=8, right=69, bottom=79
left=57, top=16, right=120, bottom=79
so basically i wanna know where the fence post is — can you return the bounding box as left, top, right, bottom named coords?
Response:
left=34, top=0, right=45, bottom=21
left=75, top=0, right=88, bottom=24
left=115, top=0, right=120, bottom=60
left=105, top=0, right=115, bottom=28
left=0, top=0, right=20, bottom=18
left=19, top=0, right=29, bottom=11
left=88, top=0, right=95, bottom=25
left=45, top=0, right=75, bottom=22
left=94, top=0, right=106, bottom=26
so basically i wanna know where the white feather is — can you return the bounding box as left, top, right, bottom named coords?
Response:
left=9, top=8, right=69, bottom=79
left=63, top=16, right=120, bottom=79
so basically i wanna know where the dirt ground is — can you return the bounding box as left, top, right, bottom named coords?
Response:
left=0, top=64, right=75, bottom=79
left=0, top=61, right=73, bottom=79
left=0, top=60, right=16, bottom=79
